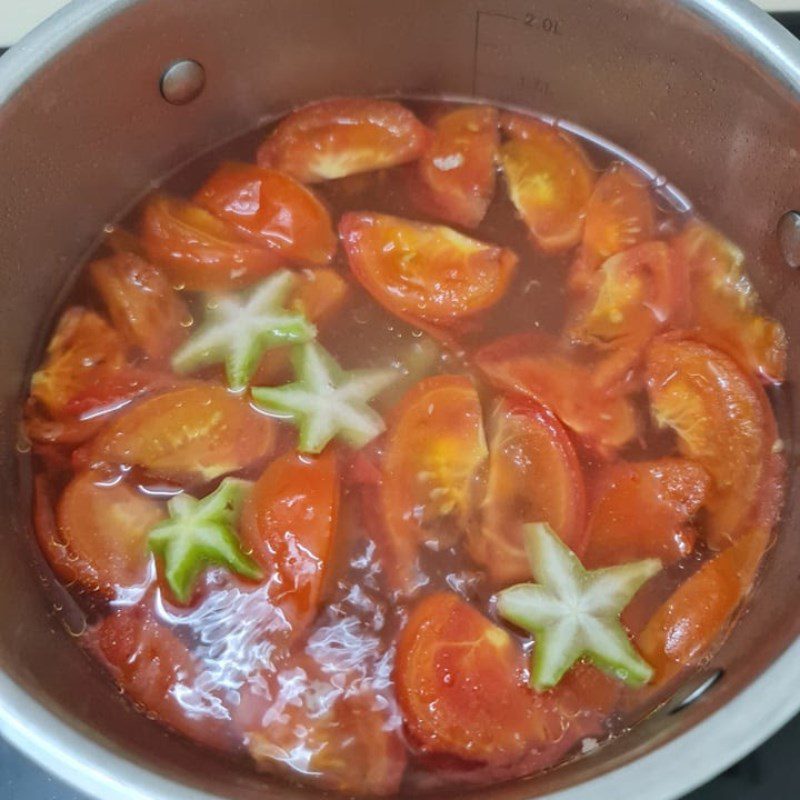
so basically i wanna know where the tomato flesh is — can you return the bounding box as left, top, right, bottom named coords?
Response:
left=90, top=252, right=191, bottom=361
left=638, top=528, right=769, bottom=684
left=194, top=162, right=336, bottom=265
left=340, top=212, right=517, bottom=330
left=584, top=458, right=710, bottom=568
left=257, top=97, right=429, bottom=183
left=469, top=398, right=586, bottom=585
left=407, top=105, right=499, bottom=228
left=674, top=221, right=787, bottom=384
left=381, top=376, right=488, bottom=593
left=141, top=195, right=281, bottom=291
left=241, top=449, right=339, bottom=635
left=475, top=333, right=638, bottom=454
left=645, top=336, right=778, bottom=549
left=500, top=114, right=595, bottom=252
left=81, top=384, right=276, bottom=483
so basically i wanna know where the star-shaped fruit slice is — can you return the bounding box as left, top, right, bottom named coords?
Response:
left=171, top=269, right=316, bottom=390
left=148, top=478, right=262, bottom=603
left=497, top=522, right=661, bottom=690
left=252, top=342, right=397, bottom=454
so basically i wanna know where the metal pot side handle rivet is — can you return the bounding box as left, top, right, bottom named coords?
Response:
left=778, top=211, right=800, bottom=269
left=666, top=669, right=724, bottom=716
left=160, top=60, right=205, bottom=105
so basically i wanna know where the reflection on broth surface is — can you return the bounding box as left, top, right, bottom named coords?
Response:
left=23, top=97, right=786, bottom=795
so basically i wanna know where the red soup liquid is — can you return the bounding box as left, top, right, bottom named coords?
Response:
left=23, top=98, right=787, bottom=795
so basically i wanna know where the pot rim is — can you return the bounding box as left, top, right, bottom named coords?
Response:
left=1, top=1, right=799, bottom=799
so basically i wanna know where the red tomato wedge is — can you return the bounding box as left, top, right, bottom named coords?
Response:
left=92, top=606, right=229, bottom=749
left=583, top=458, right=710, bottom=569
left=242, top=654, right=406, bottom=795
left=570, top=163, right=656, bottom=291
left=638, top=528, right=770, bottom=684
left=141, top=195, right=281, bottom=291
left=469, top=399, right=586, bottom=585
left=475, top=333, right=638, bottom=454
left=381, top=376, right=488, bottom=593
left=252, top=267, right=349, bottom=385
left=645, top=337, right=780, bottom=549
left=407, top=105, right=499, bottom=229
left=499, top=114, right=595, bottom=252
left=568, top=241, right=689, bottom=348
left=340, top=212, right=517, bottom=330
left=49, top=471, right=164, bottom=593
left=257, top=97, right=429, bottom=183
left=395, top=593, right=540, bottom=764
left=395, top=593, right=619, bottom=766
left=31, top=307, right=126, bottom=418
left=241, top=450, right=339, bottom=636
left=194, top=162, right=336, bottom=265
left=673, top=221, right=787, bottom=384
left=90, top=252, right=190, bottom=361
left=80, top=384, right=276, bottom=483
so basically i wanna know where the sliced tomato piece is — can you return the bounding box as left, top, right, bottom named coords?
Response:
left=645, top=336, right=779, bottom=549
left=80, top=384, right=276, bottom=483
left=340, top=212, right=516, bottom=330
left=241, top=450, right=339, bottom=635
left=583, top=458, right=710, bottom=569
left=252, top=267, right=350, bottom=385
left=569, top=241, right=689, bottom=347
left=381, top=376, right=488, bottom=593
left=396, top=593, right=539, bottom=764
left=577, top=163, right=656, bottom=277
left=194, top=162, right=336, bottom=265
left=90, top=252, right=190, bottom=361
left=475, top=333, right=638, bottom=454
left=257, top=97, right=429, bottom=183
left=49, top=471, right=164, bottom=593
left=407, top=105, right=499, bottom=228
left=242, top=654, right=406, bottom=795
left=469, top=398, right=586, bottom=585
left=141, top=195, right=281, bottom=291
left=673, top=221, right=787, bottom=384
left=30, top=307, right=126, bottom=418
left=638, top=528, right=769, bottom=684
left=499, top=114, right=595, bottom=252
left=91, top=606, right=229, bottom=749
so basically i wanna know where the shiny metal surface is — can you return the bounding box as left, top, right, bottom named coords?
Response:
left=160, top=59, right=206, bottom=106
left=0, top=1, right=799, bottom=799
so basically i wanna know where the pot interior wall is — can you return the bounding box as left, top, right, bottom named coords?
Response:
left=0, top=1, right=799, bottom=798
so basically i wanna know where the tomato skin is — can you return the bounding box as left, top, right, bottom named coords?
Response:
left=638, top=528, right=769, bottom=684
left=91, top=606, right=230, bottom=749
left=340, top=212, right=517, bottom=330
left=570, top=164, right=656, bottom=292
left=673, top=221, right=787, bottom=384
left=257, top=97, right=429, bottom=183
left=240, top=450, right=339, bottom=635
left=80, top=384, right=276, bottom=483
left=395, top=593, right=539, bottom=764
left=90, top=252, right=190, bottom=361
left=407, top=105, right=499, bottom=228
left=31, top=307, right=126, bottom=418
left=381, top=376, right=488, bottom=593
left=583, top=458, right=710, bottom=569
left=194, top=162, right=336, bottom=265
left=53, top=471, right=164, bottom=593
left=469, top=398, right=587, bottom=585
left=141, top=195, right=281, bottom=291
left=645, top=336, right=779, bottom=549
left=475, top=333, right=638, bottom=454
left=499, top=114, right=595, bottom=252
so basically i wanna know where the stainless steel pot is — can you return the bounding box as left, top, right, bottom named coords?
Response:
left=1, top=1, right=799, bottom=798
